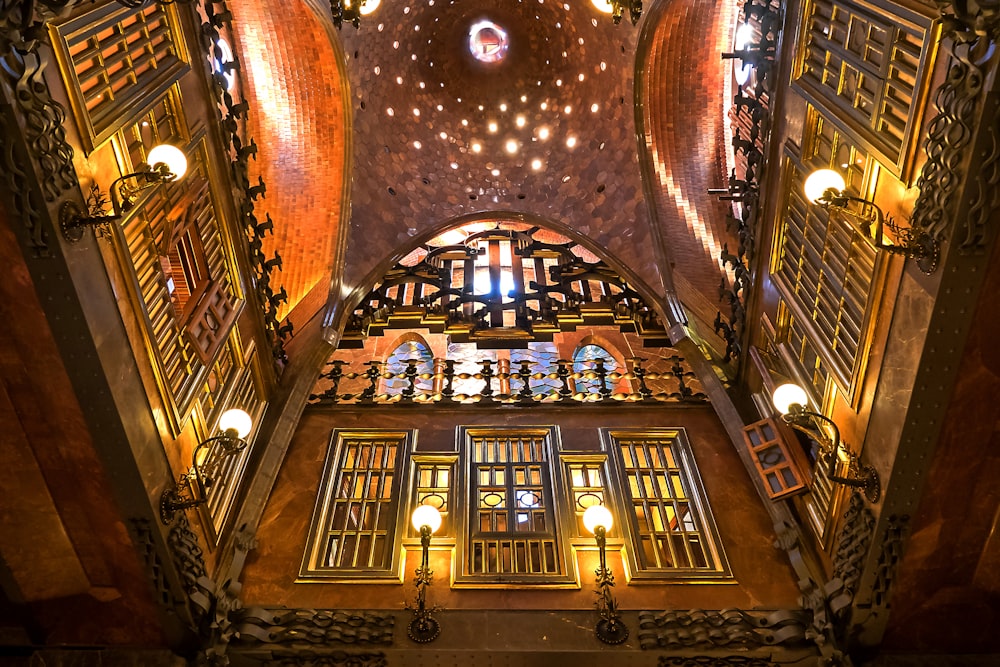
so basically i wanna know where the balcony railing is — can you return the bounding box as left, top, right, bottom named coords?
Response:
left=309, top=355, right=708, bottom=406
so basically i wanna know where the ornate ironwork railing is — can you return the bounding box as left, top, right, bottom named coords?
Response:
left=309, top=355, right=707, bottom=406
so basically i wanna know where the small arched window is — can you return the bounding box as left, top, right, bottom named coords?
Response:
left=383, top=339, right=434, bottom=396
left=573, top=344, right=617, bottom=395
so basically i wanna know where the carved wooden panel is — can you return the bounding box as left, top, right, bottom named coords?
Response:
left=793, top=0, right=939, bottom=178
left=50, top=1, right=190, bottom=151
left=741, top=418, right=809, bottom=500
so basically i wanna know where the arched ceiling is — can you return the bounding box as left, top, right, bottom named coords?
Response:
left=334, top=0, right=665, bottom=310
left=226, top=0, right=740, bottom=344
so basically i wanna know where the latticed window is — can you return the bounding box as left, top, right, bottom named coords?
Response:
left=794, top=0, right=939, bottom=176
left=457, top=427, right=571, bottom=584
left=572, top=344, right=617, bottom=395
left=51, top=0, right=190, bottom=150
left=773, top=160, right=878, bottom=394
left=603, top=429, right=729, bottom=578
left=300, top=430, right=409, bottom=580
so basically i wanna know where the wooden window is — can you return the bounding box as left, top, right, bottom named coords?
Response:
left=773, top=158, right=878, bottom=394
left=793, top=0, right=939, bottom=177
left=572, top=344, right=617, bottom=395
left=456, top=426, right=572, bottom=585
left=51, top=1, right=190, bottom=150
left=301, top=430, right=411, bottom=580
left=603, top=429, right=730, bottom=579
left=564, top=459, right=608, bottom=535
left=410, top=456, right=455, bottom=537
left=742, top=418, right=809, bottom=500
left=202, top=350, right=267, bottom=540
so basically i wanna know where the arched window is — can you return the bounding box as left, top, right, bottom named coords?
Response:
left=383, top=338, right=434, bottom=396
left=511, top=342, right=561, bottom=398
left=573, top=344, right=617, bottom=395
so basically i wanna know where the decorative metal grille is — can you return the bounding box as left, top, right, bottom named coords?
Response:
left=605, top=430, right=729, bottom=576
left=301, top=431, right=409, bottom=579
left=795, top=0, right=938, bottom=176
left=341, top=225, right=671, bottom=347
left=456, top=427, right=568, bottom=582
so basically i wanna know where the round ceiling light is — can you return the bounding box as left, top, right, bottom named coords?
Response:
left=469, top=20, right=509, bottom=64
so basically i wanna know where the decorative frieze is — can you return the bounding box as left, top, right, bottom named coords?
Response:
left=637, top=608, right=811, bottom=650
left=232, top=608, right=395, bottom=647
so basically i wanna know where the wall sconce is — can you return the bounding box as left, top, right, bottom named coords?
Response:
left=160, top=408, right=252, bottom=524
left=407, top=504, right=442, bottom=643
left=583, top=504, right=628, bottom=645
left=591, top=0, right=643, bottom=25
left=61, top=144, right=188, bottom=243
left=771, top=383, right=881, bottom=503
left=803, top=169, right=938, bottom=274
left=329, top=0, right=379, bottom=29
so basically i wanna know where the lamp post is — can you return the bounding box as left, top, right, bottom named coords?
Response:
left=61, top=143, right=188, bottom=243
left=803, top=168, right=938, bottom=274
left=407, top=504, right=442, bottom=643
left=160, top=408, right=253, bottom=524
left=771, top=383, right=881, bottom=503
left=583, top=504, right=628, bottom=645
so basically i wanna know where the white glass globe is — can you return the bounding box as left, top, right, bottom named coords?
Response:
left=583, top=504, right=613, bottom=534
left=772, top=383, right=809, bottom=415
left=219, top=408, right=253, bottom=439
left=591, top=0, right=614, bottom=13
left=411, top=504, right=442, bottom=533
left=146, top=144, right=188, bottom=180
left=359, top=0, right=380, bottom=15
left=803, top=169, right=845, bottom=204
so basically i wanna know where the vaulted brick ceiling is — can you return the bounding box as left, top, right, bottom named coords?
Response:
left=229, top=0, right=739, bottom=337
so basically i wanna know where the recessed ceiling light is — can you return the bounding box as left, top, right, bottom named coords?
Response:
left=492, top=168, right=501, bottom=176
left=419, top=81, right=426, bottom=89
left=488, top=121, right=498, bottom=133
left=461, top=119, right=469, bottom=126
left=386, top=107, right=394, bottom=116
left=516, top=115, right=526, bottom=128
left=540, top=102, right=548, bottom=110
left=531, top=158, right=543, bottom=170
left=520, top=95, right=527, bottom=102
left=537, top=127, right=550, bottom=140
left=472, top=142, right=482, bottom=153
left=600, top=61, right=607, bottom=71
left=564, top=105, right=572, bottom=114
left=500, top=103, right=508, bottom=112
left=450, top=162, right=459, bottom=169
left=590, top=103, right=599, bottom=113
left=505, top=139, right=518, bottom=154
left=556, top=79, right=562, bottom=87
left=374, top=66, right=380, bottom=75
left=440, top=131, right=448, bottom=140
left=414, top=141, right=422, bottom=149
left=413, top=108, right=420, bottom=116
left=437, top=104, right=444, bottom=111
left=396, top=76, right=403, bottom=84
left=566, top=136, right=577, bottom=148
left=579, top=73, right=585, bottom=81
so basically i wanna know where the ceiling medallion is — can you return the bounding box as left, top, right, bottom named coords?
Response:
left=468, top=20, right=509, bottom=64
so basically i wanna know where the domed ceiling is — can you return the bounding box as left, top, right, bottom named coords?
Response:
left=334, top=0, right=666, bottom=308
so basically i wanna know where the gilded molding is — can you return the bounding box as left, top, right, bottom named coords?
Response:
left=636, top=608, right=811, bottom=651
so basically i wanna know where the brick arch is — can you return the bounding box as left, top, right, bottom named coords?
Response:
left=637, top=0, right=740, bottom=325
left=227, top=0, right=350, bottom=320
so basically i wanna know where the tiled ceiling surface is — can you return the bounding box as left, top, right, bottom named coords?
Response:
left=227, top=0, right=738, bottom=333
left=335, top=0, right=666, bottom=302
left=228, top=0, right=349, bottom=318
